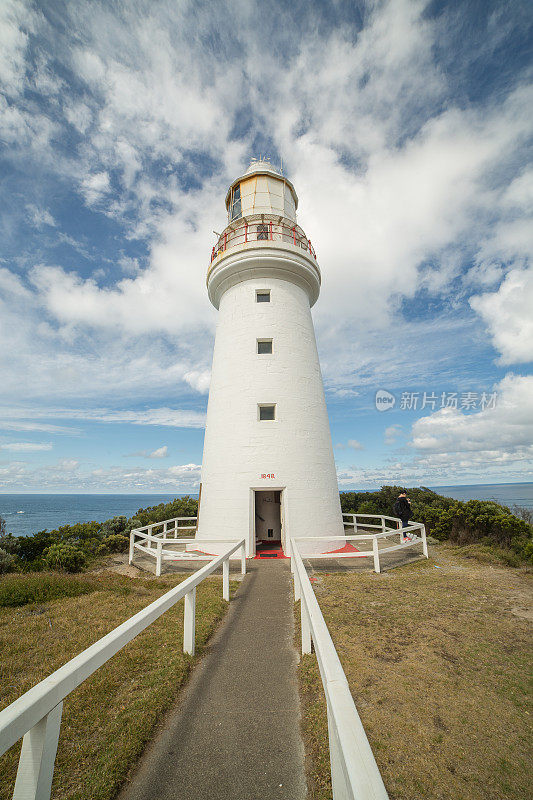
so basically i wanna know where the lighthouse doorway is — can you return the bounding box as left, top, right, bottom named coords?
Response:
left=254, top=490, right=282, bottom=551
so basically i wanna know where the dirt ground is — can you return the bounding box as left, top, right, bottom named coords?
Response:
left=298, top=543, right=533, bottom=800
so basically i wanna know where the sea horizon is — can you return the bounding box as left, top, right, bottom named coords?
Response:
left=1, top=483, right=532, bottom=538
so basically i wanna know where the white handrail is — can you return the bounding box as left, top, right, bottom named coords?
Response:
left=295, top=522, right=428, bottom=573
left=290, top=538, right=389, bottom=799
left=129, top=532, right=247, bottom=576
left=0, top=539, right=245, bottom=800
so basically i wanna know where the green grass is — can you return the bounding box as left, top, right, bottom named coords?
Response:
left=0, top=572, right=99, bottom=607
left=298, top=545, right=533, bottom=800
left=0, top=570, right=237, bottom=800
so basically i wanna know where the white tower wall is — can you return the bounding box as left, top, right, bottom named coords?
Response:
left=196, top=161, right=344, bottom=556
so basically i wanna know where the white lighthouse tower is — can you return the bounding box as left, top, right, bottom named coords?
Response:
left=195, top=159, right=344, bottom=557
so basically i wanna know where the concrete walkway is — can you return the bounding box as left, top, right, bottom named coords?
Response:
left=118, top=560, right=307, bottom=800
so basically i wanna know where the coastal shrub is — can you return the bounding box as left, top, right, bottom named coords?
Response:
left=340, top=487, right=533, bottom=564
left=0, top=533, right=20, bottom=557
left=0, top=496, right=199, bottom=572
left=0, top=573, right=96, bottom=607
left=512, top=505, right=533, bottom=525
left=98, top=516, right=128, bottom=537
left=16, top=530, right=56, bottom=564
left=100, top=534, right=129, bottom=553
left=132, top=496, right=198, bottom=527
left=357, top=500, right=381, bottom=515
left=42, top=543, right=87, bottom=573
left=0, top=547, right=17, bottom=574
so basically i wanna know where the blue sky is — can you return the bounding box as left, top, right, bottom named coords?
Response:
left=0, top=0, right=532, bottom=493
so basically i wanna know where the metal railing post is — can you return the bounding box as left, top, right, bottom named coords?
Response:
left=381, top=516, right=386, bottom=533
left=372, top=536, right=381, bottom=574
left=421, top=524, right=428, bottom=558
left=223, top=559, right=230, bottom=602
left=183, top=587, right=196, bottom=655
left=13, top=701, right=63, bottom=800
left=240, top=543, right=246, bottom=575
left=156, top=542, right=163, bottom=577
left=147, top=525, right=153, bottom=549
left=129, top=532, right=135, bottom=565
left=354, top=514, right=358, bottom=533
left=301, top=601, right=312, bottom=655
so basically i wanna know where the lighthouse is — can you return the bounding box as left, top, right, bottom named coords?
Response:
left=195, top=159, right=344, bottom=557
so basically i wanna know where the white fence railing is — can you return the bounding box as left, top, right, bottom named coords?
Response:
left=129, top=518, right=246, bottom=577
left=290, top=537, right=389, bottom=799
left=291, top=514, right=428, bottom=573
left=131, top=515, right=197, bottom=539
left=0, top=539, right=245, bottom=800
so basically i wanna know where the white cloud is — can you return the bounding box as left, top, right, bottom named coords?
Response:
left=347, top=439, right=364, bottom=451
left=0, top=0, right=531, bottom=491
left=0, top=407, right=206, bottom=430
left=81, top=172, right=111, bottom=205
left=470, top=267, right=533, bottom=365
left=125, top=445, right=168, bottom=459
left=0, top=442, right=52, bottom=452
left=26, top=205, right=57, bottom=229
left=384, top=425, right=403, bottom=445
left=0, top=460, right=201, bottom=492
left=149, top=445, right=167, bottom=458
left=183, top=370, right=211, bottom=394
left=336, top=374, right=533, bottom=486
left=410, top=373, right=533, bottom=463
left=54, top=459, right=80, bottom=473
left=0, top=0, right=34, bottom=97
left=10, top=0, right=528, bottom=350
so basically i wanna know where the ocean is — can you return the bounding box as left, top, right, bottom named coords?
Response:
left=0, top=484, right=531, bottom=538
left=428, top=483, right=533, bottom=509
left=0, top=494, right=197, bottom=538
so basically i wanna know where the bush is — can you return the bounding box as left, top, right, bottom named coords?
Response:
left=0, top=547, right=17, bottom=574
left=339, top=487, right=533, bottom=564
left=98, top=516, right=128, bottom=537
left=0, top=573, right=96, bottom=607
left=100, top=534, right=129, bottom=554
left=42, top=543, right=87, bottom=573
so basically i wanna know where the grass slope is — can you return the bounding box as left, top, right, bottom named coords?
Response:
left=299, top=545, right=533, bottom=800
left=0, top=571, right=236, bottom=800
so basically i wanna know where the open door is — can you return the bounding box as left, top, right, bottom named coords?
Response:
left=254, top=490, right=283, bottom=556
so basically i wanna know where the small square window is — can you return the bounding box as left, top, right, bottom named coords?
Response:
left=259, top=404, right=276, bottom=421
left=256, top=291, right=270, bottom=303
left=257, top=339, right=273, bottom=354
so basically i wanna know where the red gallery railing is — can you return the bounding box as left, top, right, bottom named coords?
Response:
left=210, top=217, right=317, bottom=262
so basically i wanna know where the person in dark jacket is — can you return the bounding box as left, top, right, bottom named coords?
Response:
left=393, top=491, right=412, bottom=541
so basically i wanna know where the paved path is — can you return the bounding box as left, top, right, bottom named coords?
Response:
left=119, top=560, right=307, bottom=800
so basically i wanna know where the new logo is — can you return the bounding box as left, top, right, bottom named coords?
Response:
left=375, top=389, right=396, bottom=411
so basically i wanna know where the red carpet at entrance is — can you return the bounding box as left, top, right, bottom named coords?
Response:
left=255, top=542, right=289, bottom=559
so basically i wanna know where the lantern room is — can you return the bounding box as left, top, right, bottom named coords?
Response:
left=225, top=159, right=298, bottom=223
